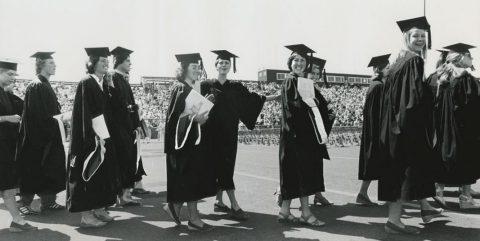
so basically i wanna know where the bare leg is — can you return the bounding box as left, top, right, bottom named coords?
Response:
left=300, top=196, right=313, bottom=218
left=215, top=191, right=225, bottom=205
left=387, top=200, right=404, bottom=227
left=187, top=201, right=204, bottom=226
left=226, top=189, right=241, bottom=210
left=2, top=189, right=26, bottom=224
left=280, top=199, right=292, bottom=215
left=359, top=180, right=372, bottom=196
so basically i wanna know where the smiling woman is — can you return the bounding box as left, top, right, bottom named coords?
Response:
left=378, top=16, right=444, bottom=235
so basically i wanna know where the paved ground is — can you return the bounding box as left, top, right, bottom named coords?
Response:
left=1, top=142, right=479, bottom=241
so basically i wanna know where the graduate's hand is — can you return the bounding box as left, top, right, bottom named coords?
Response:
left=1, top=114, right=21, bottom=123
left=136, top=127, right=145, bottom=138
left=193, top=112, right=209, bottom=125
left=205, top=94, right=215, bottom=103
left=265, top=94, right=281, bottom=102
left=61, top=112, right=72, bottom=123
left=105, top=72, right=114, bottom=87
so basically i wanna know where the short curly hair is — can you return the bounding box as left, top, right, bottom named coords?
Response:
left=287, top=52, right=307, bottom=72
left=175, top=63, right=189, bottom=82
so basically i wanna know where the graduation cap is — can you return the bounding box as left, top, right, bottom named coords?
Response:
left=367, top=54, right=391, bottom=68
left=443, top=43, right=476, bottom=54
left=111, top=47, right=133, bottom=57
left=308, top=56, right=326, bottom=72
left=396, top=16, right=432, bottom=49
left=111, top=47, right=133, bottom=68
left=0, top=61, right=17, bottom=71
left=175, top=53, right=202, bottom=66
left=212, top=50, right=238, bottom=73
left=175, top=53, right=205, bottom=77
left=285, top=44, right=315, bottom=58
left=30, top=52, right=55, bottom=60
left=85, top=47, right=110, bottom=58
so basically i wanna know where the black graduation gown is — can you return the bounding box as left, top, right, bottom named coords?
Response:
left=66, top=76, right=121, bottom=212
left=378, top=51, right=436, bottom=202
left=427, top=71, right=480, bottom=185
left=164, top=81, right=216, bottom=203
left=200, top=79, right=266, bottom=191
left=358, top=76, right=385, bottom=180
left=16, top=75, right=66, bottom=195
left=111, top=72, right=144, bottom=188
left=279, top=73, right=335, bottom=200
left=0, top=89, right=22, bottom=191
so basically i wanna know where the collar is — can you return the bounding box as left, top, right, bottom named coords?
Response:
left=90, top=74, right=104, bottom=90
left=115, top=69, right=129, bottom=78
left=37, top=74, right=49, bottom=83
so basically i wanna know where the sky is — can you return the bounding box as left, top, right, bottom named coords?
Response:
left=0, top=0, right=479, bottom=83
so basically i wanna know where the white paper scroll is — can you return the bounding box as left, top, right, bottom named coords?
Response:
left=92, top=114, right=110, bottom=139
left=296, top=77, right=328, bottom=144
left=297, top=77, right=315, bottom=100
left=81, top=138, right=106, bottom=182
left=183, top=89, right=214, bottom=117
left=53, top=114, right=67, bottom=143
left=175, top=88, right=212, bottom=150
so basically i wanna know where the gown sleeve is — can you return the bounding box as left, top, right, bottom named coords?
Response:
left=281, top=76, right=302, bottom=137
left=392, top=56, right=425, bottom=133
left=164, top=83, right=191, bottom=154
left=23, top=82, right=58, bottom=145
left=236, top=83, right=266, bottom=130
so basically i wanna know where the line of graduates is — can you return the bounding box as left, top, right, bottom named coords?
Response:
left=356, top=16, right=480, bottom=235
left=0, top=46, right=151, bottom=231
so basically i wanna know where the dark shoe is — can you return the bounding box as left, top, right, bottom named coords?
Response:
left=356, top=194, right=377, bottom=206
left=314, top=194, right=333, bottom=206
left=80, top=216, right=107, bottom=228
left=277, top=212, right=299, bottom=224
left=230, top=208, right=249, bottom=221
left=19, top=206, right=40, bottom=216
left=384, top=221, right=420, bottom=235
left=299, top=215, right=325, bottom=227
left=421, top=208, right=443, bottom=223
left=187, top=221, right=214, bottom=231
left=163, top=203, right=181, bottom=225
left=93, top=209, right=114, bottom=222
left=9, top=222, right=38, bottom=232
left=131, top=188, right=153, bottom=195
left=432, top=196, right=448, bottom=209
left=214, top=203, right=230, bottom=212
left=42, top=203, right=65, bottom=211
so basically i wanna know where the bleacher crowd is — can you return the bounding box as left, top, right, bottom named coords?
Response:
left=12, top=79, right=366, bottom=147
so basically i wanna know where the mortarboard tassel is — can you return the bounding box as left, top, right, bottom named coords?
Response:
left=233, top=57, right=236, bottom=73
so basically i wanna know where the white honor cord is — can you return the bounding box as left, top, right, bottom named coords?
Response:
left=304, top=98, right=328, bottom=145
left=81, top=138, right=105, bottom=182
left=175, top=114, right=200, bottom=150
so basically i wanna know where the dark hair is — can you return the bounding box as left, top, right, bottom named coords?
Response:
left=35, top=59, right=47, bottom=74
left=85, top=56, right=100, bottom=74
left=287, top=52, right=307, bottom=72
left=175, top=63, right=188, bottom=82
left=114, top=55, right=128, bottom=69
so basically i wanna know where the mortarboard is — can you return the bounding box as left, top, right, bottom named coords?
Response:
left=396, top=16, right=432, bottom=49
left=308, top=56, right=326, bottom=72
left=30, top=52, right=55, bottom=60
left=285, top=44, right=315, bottom=58
left=212, top=50, right=238, bottom=73
left=443, top=43, right=476, bottom=54
left=0, top=61, right=18, bottom=71
left=367, top=54, right=391, bottom=68
left=175, top=53, right=204, bottom=72
left=85, top=47, right=110, bottom=58
left=110, top=47, right=133, bottom=57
